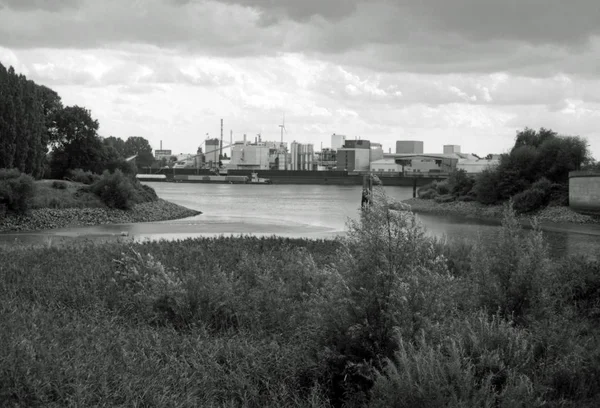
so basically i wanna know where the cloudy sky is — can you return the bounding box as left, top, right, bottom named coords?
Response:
left=1, top=0, right=599, bottom=159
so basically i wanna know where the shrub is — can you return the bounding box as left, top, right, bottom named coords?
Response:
left=435, top=180, right=451, bottom=195
left=434, top=194, right=455, bottom=203
left=0, top=168, right=35, bottom=215
left=457, top=194, right=476, bottom=202
left=318, top=188, right=457, bottom=404
left=418, top=188, right=438, bottom=199
left=449, top=168, right=476, bottom=197
left=513, top=188, right=547, bottom=214
left=51, top=181, right=68, bottom=189
left=473, top=169, right=501, bottom=204
left=90, top=170, right=158, bottom=210
left=370, top=313, right=539, bottom=407
left=549, top=183, right=569, bottom=206
left=68, top=168, right=100, bottom=185
left=91, top=170, right=138, bottom=210
left=469, top=204, right=552, bottom=321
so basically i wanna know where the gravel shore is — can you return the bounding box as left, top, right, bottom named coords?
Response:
left=0, top=199, right=201, bottom=233
left=401, top=198, right=600, bottom=225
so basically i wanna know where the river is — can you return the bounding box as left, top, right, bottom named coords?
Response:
left=2, top=183, right=600, bottom=259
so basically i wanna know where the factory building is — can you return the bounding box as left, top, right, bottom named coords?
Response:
left=337, top=140, right=371, bottom=171
left=290, top=142, right=315, bottom=171
left=370, top=143, right=384, bottom=162
left=396, top=140, right=424, bottom=154
left=229, top=142, right=271, bottom=170
left=205, top=138, right=220, bottom=165
left=443, top=145, right=461, bottom=154
left=331, top=134, right=346, bottom=150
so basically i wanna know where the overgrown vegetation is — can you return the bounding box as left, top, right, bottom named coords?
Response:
left=417, top=127, right=592, bottom=213
left=90, top=169, right=158, bottom=209
left=1, top=168, right=158, bottom=213
left=0, top=168, right=35, bottom=216
left=2, top=188, right=600, bottom=406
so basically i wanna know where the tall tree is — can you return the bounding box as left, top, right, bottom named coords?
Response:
left=49, top=106, right=105, bottom=178
left=124, top=136, right=154, bottom=168
left=103, top=136, right=127, bottom=158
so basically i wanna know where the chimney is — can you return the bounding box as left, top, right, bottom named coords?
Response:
left=160, top=140, right=162, bottom=150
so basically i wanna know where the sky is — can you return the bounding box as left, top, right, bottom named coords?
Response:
left=1, top=0, right=599, bottom=159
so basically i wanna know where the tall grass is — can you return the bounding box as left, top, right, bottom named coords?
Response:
left=1, top=188, right=600, bottom=406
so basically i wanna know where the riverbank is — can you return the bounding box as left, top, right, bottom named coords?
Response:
left=0, top=199, right=201, bottom=233
left=401, top=198, right=600, bottom=224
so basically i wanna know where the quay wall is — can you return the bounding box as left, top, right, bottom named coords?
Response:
left=140, top=169, right=445, bottom=187
left=569, top=171, right=600, bottom=214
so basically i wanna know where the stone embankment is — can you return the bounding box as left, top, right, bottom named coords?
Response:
left=400, top=198, right=600, bottom=225
left=0, top=199, right=201, bottom=233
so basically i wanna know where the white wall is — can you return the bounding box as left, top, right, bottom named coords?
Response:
left=370, top=160, right=402, bottom=172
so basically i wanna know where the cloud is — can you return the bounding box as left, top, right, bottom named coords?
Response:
left=0, top=0, right=81, bottom=12
left=1, top=0, right=599, bottom=78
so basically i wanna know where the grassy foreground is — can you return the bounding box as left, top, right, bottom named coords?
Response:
left=2, top=189, right=600, bottom=407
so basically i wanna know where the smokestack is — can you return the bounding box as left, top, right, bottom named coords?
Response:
left=230, top=130, right=232, bottom=145
left=220, top=119, right=223, bottom=158
left=160, top=140, right=162, bottom=150
left=243, top=134, right=246, bottom=144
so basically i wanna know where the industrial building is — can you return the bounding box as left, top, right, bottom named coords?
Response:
left=290, top=142, right=315, bottom=171
left=443, top=145, right=461, bottom=154
left=331, top=134, right=346, bottom=150
left=396, top=140, right=424, bottom=154
left=337, top=140, right=371, bottom=171
left=371, top=143, right=384, bottom=162
left=316, top=148, right=337, bottom=170
left=154, top=149, right=172, bottom=160
left=229, top=141, right=271, bottom=170
left=205, top=138, right=220, bottom=164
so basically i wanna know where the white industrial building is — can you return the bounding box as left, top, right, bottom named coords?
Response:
left=290, top=142, right=315, bottom=170
left=229, top=142, right=271, bottom=170
left=370, top=159, right=403, bottom=173
left=331, top=134, right=346, bottom=150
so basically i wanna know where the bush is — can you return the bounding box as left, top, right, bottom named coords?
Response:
left=418, top=188, right=438, bottom=200
left=370, top=313, right=539, bottom=408
left=0, top=168, right=35, bottom=215
left=448, top=169, right=476, bottom=197
left=51, top=181, right=68, bottom=190
left=91, top=170, right=138, bottom=210
left=91, top=170, right=158, bottom=210
left=434, top=194, right=455, bottom=203
left=435, top=180, right=451, bottom=195
left=513, top=189, right=547, bottom=214
left=68, top=169, right=100, bottom=185
left=457, top=194, right=476, bottom=202
left=473, top=169, right=501, bottom=204
left=549, top=183, right=569, bottom=206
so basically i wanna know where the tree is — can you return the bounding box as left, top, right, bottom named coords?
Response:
left=103, top=136, right=127, bottom=158
left=124, top=136, right=154, bottom=168
left=49, top=106, right=105, bottom=178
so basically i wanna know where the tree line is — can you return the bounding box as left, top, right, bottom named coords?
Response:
left=0, top=62, right=155, bottom=179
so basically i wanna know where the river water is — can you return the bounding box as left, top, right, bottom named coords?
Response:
left=2, top=183, right=600, bottom=260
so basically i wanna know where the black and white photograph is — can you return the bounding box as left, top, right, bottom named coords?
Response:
left=1, top=0, right=600, bottom=406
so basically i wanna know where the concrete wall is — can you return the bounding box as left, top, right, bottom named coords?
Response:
left=570, top=171, right=600, bottom=214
